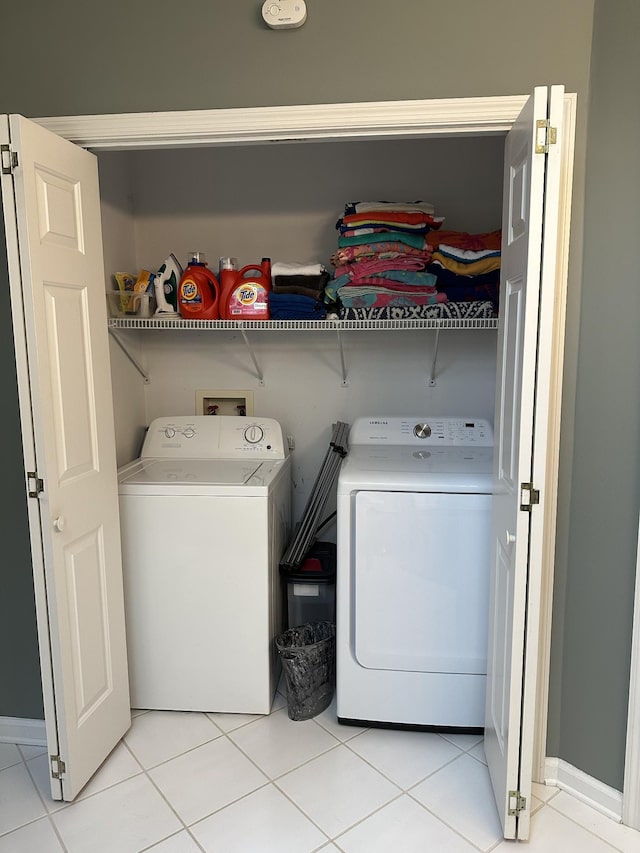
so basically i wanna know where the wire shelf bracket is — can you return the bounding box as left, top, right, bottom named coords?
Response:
left=108, top=328, right=150, bottom=383
left=240, top=327, right=265, bottom=386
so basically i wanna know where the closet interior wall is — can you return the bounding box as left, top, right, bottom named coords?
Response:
left=99, top=135, right=504, bottom=521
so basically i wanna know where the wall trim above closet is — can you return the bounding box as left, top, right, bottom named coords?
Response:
left=33, top=96, right=530, bottom=149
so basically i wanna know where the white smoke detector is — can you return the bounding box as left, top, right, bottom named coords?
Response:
left=262, top=0, right=307, bottom=29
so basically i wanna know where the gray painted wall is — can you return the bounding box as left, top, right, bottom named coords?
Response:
left=5, top=0, right=632, bottom=794
left=0, top=1, right=594, bottom=116
left=547, top=0, right=640, bottom=791
left=0, top=206, right=44, bottom=719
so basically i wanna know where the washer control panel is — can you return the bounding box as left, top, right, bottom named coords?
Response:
left=350, top=417, right=493, bottom=447
left=141, top=416, right=287, bottom=459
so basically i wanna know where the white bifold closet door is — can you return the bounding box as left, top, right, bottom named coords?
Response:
left=484, top=85, right=564, bottom=840
left=0, top=114, right=130, bottom=801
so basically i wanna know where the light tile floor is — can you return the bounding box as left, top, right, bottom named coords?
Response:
left=1, top=683, right=639, bottom=852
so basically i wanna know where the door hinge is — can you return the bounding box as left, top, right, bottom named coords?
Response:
left=535, top=119, right=557, bottom=154
left=508, top=789, right=527, bottom=816
left=27, top=471, right=44, bottom=498
left=1, top=144, right=18, bottom=174
left=520, top=482, right=540, bottom=511
left=50, top=754, right=66, bottom=779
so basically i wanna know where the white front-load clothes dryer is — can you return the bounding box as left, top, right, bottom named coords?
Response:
left=117, top=416, right=291, bottom=714
left=336, top=416, right=493, bottom=730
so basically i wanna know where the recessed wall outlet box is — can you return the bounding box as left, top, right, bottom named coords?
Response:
left=262, top=0, right=307, bottom=29
left=196, top=390, right=255, bottom=417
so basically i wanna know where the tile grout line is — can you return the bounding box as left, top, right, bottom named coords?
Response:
left=16, top=744, right=71, bottom=853
left=140, top=707, right=329, bottom=841
left=544, top=795, right=630, bottom=853
left=119, top=737, right=208, bottom=853
left=340, top=731, right=467, bottom=792
left=189, top=776, right=334, bottom=850
left=184, top=778, right=277, bottom=837
left=225, top=707, right=342, bottom=780
left=125, top=711, right=226, bottom=770
left=312, top=715, right=371, bottom=744
left=222, top=717, right=341, bottom=840
left=217, top=702, right=492, bottom=847
left=269, top=774, right=335, bottom=846
left=211, top=702, right=403, bottom=844
left=404, top=790, right=490, bottom=853
left=136, top=828, right=205, bottom=853
left=0, top=744, right=25, bottom=772
left=267, top=716, right=482, bottom=846
left=128, top=702, right=334, bottom=842
left=326, top=791, right=406, bottom=846
left=17, top=706, right=632, bottom=853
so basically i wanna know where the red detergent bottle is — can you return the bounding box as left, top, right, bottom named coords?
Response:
left=221, top=257, right=271, bottom=320
left=178, top=252, right=220, bottom=320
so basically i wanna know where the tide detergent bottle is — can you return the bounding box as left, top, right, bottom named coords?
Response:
left=221, top=258, right=271, bottom=320
left=178, top=252, right=220, bottom=320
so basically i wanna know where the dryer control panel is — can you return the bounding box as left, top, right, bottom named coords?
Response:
left=141, top=416, right=287, bottom=459
left=349, top=417, right=493, bottom=447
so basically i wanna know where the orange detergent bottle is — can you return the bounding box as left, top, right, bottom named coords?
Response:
left=178, top=252, right=220, bottom=320
left=221, top=257, right=271, bottom=320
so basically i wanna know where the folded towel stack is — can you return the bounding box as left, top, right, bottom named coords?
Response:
left=269, top=261, right=329, bottom=319
left=426, top=229, right=502, bottom=313
left=326, top=201, right=447, bottom=320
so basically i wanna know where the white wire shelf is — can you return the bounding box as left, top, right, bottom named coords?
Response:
left=107, top=314, right=498, bottom=387
left=107, top=317, right=498, bottom=331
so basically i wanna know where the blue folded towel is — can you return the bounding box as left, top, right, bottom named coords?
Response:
left=269, top=292, right=327, bottom=320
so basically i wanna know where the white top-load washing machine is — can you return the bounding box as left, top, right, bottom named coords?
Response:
left=336, top=416, right=493, bottom=730
left=118, top=416, right=291, bottom=714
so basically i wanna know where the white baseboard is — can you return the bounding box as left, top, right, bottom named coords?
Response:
left=0, top=716, right=47, bottom=747
left=545, top=757, right=623, bottom=822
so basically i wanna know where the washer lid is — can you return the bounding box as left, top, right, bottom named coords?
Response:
left=338, top=444, right=493, bottom=493
left=118, top=457, right=284, bottom=495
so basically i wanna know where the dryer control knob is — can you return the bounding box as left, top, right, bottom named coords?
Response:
left=244, top=424, right=264, bottom=444
left=164, top=427, right=176, bottom=438
left=413, top=423, right=432, bottom=439
left=183, top=428, right=195, bottom=438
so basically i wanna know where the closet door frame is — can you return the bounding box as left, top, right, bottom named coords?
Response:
left=33, top=93, right=577, bottom=783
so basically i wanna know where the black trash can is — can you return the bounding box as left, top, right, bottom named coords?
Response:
left=275, top=621, right=336, bottom=721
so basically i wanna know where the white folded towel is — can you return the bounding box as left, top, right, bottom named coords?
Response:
left=349, top=201, right=436, bottom=215
left=271, top=261, right=325, bottom=277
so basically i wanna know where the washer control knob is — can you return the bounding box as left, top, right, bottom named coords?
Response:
left=183, top=428, right=195, bottom=439
left=413, top=423, right=432, bottom=439
left=244, top=424, right=264, bottom=444
left=164, top=427, right=176, bottom=438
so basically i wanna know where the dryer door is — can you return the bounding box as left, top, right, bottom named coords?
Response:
left=353, top=490, right=491, bottom=673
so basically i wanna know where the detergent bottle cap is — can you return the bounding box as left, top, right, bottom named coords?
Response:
left=219, top=257, right=238, bottom=271
left=188, top=251, right=207, bottom=266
